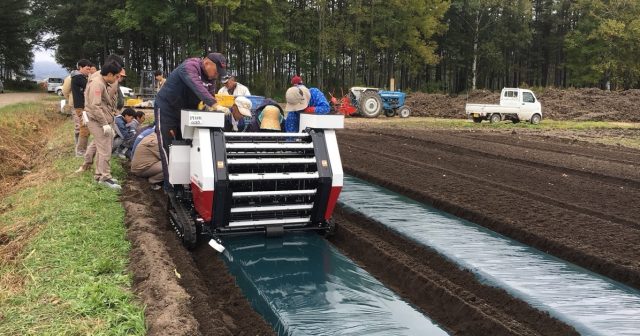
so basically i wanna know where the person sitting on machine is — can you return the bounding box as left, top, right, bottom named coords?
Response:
left=217, top=74, right=251, bottom=96
left=284, top=85, right=330, bottom=133
left=258, top=105, right=284, bottom=132
left=224, top=96, right=257, bottom=132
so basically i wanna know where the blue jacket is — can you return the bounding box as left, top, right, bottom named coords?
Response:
left=285, top=87, right=330, bottom=133
left=114, top=115, right=129, bottom=139
left=155, top=58, right=218, bottom=121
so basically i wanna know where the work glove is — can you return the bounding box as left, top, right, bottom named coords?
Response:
left=102, top=124, right=114, bottom=137
left=303, top=106, right=316, bottom=114
left=207, top=103, right=231, bottom=115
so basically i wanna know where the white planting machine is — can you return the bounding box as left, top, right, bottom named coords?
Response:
left=167, top=110, right=344, bottom=251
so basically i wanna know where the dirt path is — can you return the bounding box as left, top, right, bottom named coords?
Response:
left=338, top=128, right=640, bottom=289
left=0, top=92, right=47, bottom=108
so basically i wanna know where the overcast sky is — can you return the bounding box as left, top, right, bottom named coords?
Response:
left=33, top=48, right=57, bottom=63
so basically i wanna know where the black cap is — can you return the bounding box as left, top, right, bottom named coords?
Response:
left=206, top=52, right=227, bottom=78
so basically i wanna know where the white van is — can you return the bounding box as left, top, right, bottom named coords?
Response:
left=42, top=77, right=64, bottom=92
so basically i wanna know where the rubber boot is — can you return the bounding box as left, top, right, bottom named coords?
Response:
left=76, top=136, right=88, bottom=157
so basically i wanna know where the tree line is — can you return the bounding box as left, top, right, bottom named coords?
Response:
left=2, top=0, right=640, bottom=95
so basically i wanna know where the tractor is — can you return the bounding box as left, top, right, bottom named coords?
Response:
left=330, top=87, right=410, bottom=118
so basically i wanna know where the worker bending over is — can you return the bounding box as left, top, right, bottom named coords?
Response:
left=154, top=52, right=229, bottom=190
left=284, top=86, right=330, bottom=132
left=131, top=131, right=163, bottom=190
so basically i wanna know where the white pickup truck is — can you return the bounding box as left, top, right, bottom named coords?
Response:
left=465, top=88, right=542, bottom=124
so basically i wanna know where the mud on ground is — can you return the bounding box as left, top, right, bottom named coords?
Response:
left=338, top=128, right=640, bottom=290
left=122, top=177, right=275, bottom=336
left=123, top=145, right=583, bottom=335
left=406, top=88, right=640, bottom=121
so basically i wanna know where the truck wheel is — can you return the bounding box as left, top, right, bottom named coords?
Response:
left=490, top=113, right=502, bottom=124
left=512, top=118, right=520, bottom=124
left=384, top=109, right=396, bottom=117
left=398, top=106, right=411, bottom=118
left=472, top=117, right=482, bottom=123
left=358, top=91, right=383, bottom=118
left=530, top=114, right=541, bottom=125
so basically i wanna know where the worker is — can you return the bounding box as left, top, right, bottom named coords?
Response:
left=113, top=108, right=137, bottom=157
left=154, top=52, right=229, bottom=190
left=284, top=86, right=330, bottom=133
left=131, top=125, right=155, bottom=158
left=224, top=96, right=255, bottom=132
left=71, top=59, right=94, bottom=156
left=217, top=74, right=251, bottom=96
left=258, top=105, right=284, bottom=131
left=131, top=132, right=163, bottom=190
left=89, top=65, right=98, bottom=74
left=291, top=75, right=304, bottom=86
left=76, top=61, right=123, bottom=190
left=154, top=70, right=166, bottom=91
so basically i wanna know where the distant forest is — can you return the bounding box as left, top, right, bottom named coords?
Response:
left=2, top=0, right=640, bottom=95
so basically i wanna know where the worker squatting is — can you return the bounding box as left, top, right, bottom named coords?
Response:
left=69, top=52, right=330, bottom=191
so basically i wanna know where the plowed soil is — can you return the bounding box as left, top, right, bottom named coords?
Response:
left=122, top=129, right=608, bottom=334
left=122, top=179, right=275, bottom=336
left=337, top=128, right=640, bottom=291
left=406, top=88, right=640, bottom=121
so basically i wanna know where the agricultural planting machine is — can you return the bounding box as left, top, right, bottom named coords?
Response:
left=166, top=108, right=344, bottom=252
left=330, top=87, right=411, bottom=118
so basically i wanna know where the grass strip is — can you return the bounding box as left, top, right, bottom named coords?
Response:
left=0, top=102, right=145, bottom=335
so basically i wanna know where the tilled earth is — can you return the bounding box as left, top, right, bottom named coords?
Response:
left=406, top=88, right=640, bottom=121
left=119, top=129, right=640, bottom=335
left=337, top=128, right=640, bottom=292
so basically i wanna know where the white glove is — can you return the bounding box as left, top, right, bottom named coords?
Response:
left=103, top=124, right=114, bottom=137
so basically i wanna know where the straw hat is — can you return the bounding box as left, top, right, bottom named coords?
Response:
left=259, top=105, right=283, bottom=131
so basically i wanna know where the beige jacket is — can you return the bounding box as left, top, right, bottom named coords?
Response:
left=131, top=133, right=160, bottom=171
left=62, top=76, right=73, bottom=106
left=84, top=74, right=116, bottom=126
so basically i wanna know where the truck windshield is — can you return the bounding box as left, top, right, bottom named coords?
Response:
left=523, top=92, right=535, bottom=103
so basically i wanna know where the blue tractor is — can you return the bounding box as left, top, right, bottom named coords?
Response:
left=346, top=87, right=411, bottom=118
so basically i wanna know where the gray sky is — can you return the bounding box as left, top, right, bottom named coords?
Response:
left=34, top=48, right=56, bottom=63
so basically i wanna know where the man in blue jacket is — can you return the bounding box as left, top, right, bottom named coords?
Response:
left=154, top=52, right=229, bottom=188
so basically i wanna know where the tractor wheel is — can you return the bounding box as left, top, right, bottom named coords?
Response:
left=530, top=113, right=541, bottom=125
left=398, top=106, right=411, bottom=118
left=489, top=113, right=502, bottom=124
left=358, top=91, right=383, bottom=118
left=167, top=194, right=198, bottom=249
left=384, top=109, right=397, bottom=117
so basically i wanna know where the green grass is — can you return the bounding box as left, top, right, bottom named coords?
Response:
left=0, top=104, right=145, bottom=335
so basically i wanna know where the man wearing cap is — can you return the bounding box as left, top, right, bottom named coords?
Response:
left=291, top=75, right=304, bottom=86
left=224, top=96, right=257, bottom=132
left=284, top=86, right=331, bottom=132
left=154, top=52, right=229, bottom=189
left=218, top=74, right=251, bottom=96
